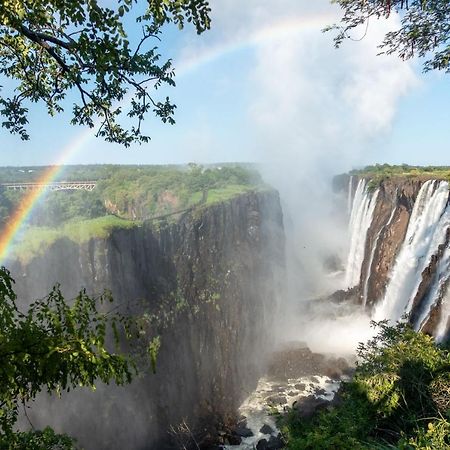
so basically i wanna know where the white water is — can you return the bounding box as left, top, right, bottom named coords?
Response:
left=416, top=243, right=450, bottom=331
left=345, top=179, right=379, bottom=288
left=224, top=375, right=340, bottom=450
left=347, top=176, right=353, bottom=213
left=436, top=286, right=450, bottom=341
left=374, top=180, right=450, bottom=324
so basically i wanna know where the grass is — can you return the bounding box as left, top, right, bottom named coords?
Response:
left=204, top=184, right=257, bottom=204
left=351, top=165, right=450, bottom=192
left=12, top=216, right=139, bottom=263
left=352, top=164, right=450, bottom=182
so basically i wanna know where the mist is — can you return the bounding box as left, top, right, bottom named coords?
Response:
left=189, top=0, right=419, bottom=354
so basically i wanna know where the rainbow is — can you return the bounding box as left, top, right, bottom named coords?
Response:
left=0, top=128, right=93, bottom=262
left=0, top=12, right=336, bottom=263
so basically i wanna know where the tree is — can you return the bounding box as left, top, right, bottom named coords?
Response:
left=0, top=266, right=146, bottom=448
left=0, top=0, right=211, bottom=145
left=329, top=0, right=450, bottom=73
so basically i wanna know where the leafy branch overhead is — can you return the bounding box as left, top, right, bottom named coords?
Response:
left=0, top=0, right=211, bottom=145
left=0, top=266, right=152, bottom=443
left=329, top=0, right=450, bottom=73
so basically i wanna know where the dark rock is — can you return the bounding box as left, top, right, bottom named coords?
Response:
left=310, top=376, right=320, bottom=383
left=267, top=395, right=287, bottom=405
left=256, top=439, right=268, bottom=450
left=294, top=383, right=306, bottom=391
left=287, top=391, right=297, bottom=397
left=267, top=435, right=284, bottom=449
left=267, top=344, right=352, bottom=382
left=293, top=395, right=332, bottom=418
left=259, top=424, right=274, bottom=435
left=315, top=388, right=327, bottom=396
left=226, top=435, right=241, bottom=445
left=234, top=423, right=253, bottom=438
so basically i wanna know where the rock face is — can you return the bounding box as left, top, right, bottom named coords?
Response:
left=342, top=175, right=450, bottom=340
left=9, top=191, right=285, bottom=450
left=360, top=178, right=423, bottom=308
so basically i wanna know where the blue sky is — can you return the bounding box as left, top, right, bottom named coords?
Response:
left=0, top=1, right=448, bottom=170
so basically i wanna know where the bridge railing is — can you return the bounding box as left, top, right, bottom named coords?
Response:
left=0, top=181, right=97, bottom=191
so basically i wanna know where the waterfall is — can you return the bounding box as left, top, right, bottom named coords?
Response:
left=362, top=206, right=397, bottom=307
left=347, top=176, right=353, bottom=213
left=374, top=180, right=450, bottom=323
left=435, top=287, right=450, bottom=341
left=416, top=243, right=450, bottom=331
left=345, top=179, right=379, bottom=288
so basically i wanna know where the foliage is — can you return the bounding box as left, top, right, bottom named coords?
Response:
left=0, top=0, right=211, bottom=144
left=0, top=164, right=264, bottom=232
left=0, top=427, right=75, bottom=450
left=328, top=0, right=450, bottom=73
left=281, top=321, right=450, bottom=449
left=13, top=216, right=139, bottom=262
left=350, top=164, right=450, bottom=191
left=0, top=266, right=146, bottom=445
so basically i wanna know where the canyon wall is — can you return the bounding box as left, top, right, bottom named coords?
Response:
left=342, top=176, right=450, bottom=340
left=8, top=190, right=285, bottom=449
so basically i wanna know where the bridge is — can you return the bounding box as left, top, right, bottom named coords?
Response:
left=0, top=181, right=97, bottom=192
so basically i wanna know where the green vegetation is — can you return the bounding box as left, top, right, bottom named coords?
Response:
left=0, top=267, right=146, bottom=448
left=0, top=164, right=266, bottom=260
left=329, top=1, right=450, bottom=74
left=14, top=216, right=139, bottom=263
left=351, top=164, right=450, bottom=192
left=0, top=0, right=210, bottom=144
left=280, top=321, right=450, bottom=449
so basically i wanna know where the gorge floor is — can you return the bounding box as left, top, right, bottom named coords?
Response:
left=212, top=345, right=353, bottom=450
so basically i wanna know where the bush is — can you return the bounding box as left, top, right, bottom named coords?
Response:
left=281, top=321, right=450, bottom=449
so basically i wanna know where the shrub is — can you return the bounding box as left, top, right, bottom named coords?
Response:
left=281, top=321, right=450, bottom=449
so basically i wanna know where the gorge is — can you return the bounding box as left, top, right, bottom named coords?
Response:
left=4, top=164, right=450, bottom=449
left=6, top=181, right=285, bottom=450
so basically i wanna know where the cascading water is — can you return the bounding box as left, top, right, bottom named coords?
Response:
left=362, top=199, right=398, bottom=307
left=347, top=176, right=353, bottom=213
left=436, top=287, right=450, bottom=341
left=374, top=180, right=450, bottom=326
left=345, top=179, right=379, bottom=288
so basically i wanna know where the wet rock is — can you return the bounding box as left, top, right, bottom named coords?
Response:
left=287, top=391, right=297, bottom=397
left=234, top=423, right=253, bottom=438
left=256, top=439, right=268, bottom=450
left=293, top=394, right=332, bottom=418
left=267, top=395, right=287, bottom=405
left=294, top=383, right=306, bottom=391
left=267, top=345, right=352, bottom=382
left=256, top=436, right=284, bottom=450
left=226, top=435, right=241, bottom=445
left=310, top=376, right=320, bottom=383
left=267, top=435, right=284, bottom=449
left=259, top=424, right=274, bottom=435
left=315, top=388, right=327, bottom=396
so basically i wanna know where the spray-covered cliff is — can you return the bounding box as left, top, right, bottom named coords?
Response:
left=8, top=189, right=285, bottom=449
left=339, top=172, right=450, bottom=341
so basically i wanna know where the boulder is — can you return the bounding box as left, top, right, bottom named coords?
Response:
left=259, top=424, right=274, bottom=435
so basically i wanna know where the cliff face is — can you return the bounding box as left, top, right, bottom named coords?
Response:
left=344, top=175, right=450, bottom=340
left=359, top=178, right=422, bottom=308
left=9, top=190, right=285, bottom=449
